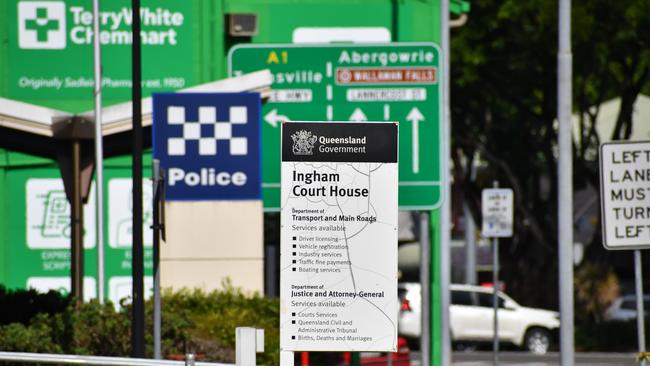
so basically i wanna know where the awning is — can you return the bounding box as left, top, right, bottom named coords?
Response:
left=0, top=69, right=272, bottom=158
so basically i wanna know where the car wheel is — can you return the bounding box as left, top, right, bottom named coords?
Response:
left=524, top=328, right=551, bottom=355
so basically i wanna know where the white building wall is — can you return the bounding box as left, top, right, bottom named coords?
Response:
left=160, top=200, right=264, bottom=293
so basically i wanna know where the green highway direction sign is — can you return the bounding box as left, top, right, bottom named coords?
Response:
left=229, top=43, right=442, bottom=210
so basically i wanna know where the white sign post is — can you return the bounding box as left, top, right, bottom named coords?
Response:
left=280, top=121, right=399, bottom=355
left=600, top=141, right=650, bottom=364
left=481, top=184, right=514, bottom=366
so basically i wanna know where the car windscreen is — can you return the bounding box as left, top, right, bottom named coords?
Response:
left=477, top=292, right=505, bottom=308
left=451, top=290, right=473, bottom=305
left=620, top=299, right=650, bottom=311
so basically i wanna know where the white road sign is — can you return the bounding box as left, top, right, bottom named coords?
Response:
left=599, top=141, right=650, bottom=249
left=481, top=188, right=514, bottom=238
left=280, top=121, right=399, bottom=352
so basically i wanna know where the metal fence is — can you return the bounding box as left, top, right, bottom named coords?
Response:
left=0, top=352, right=232, bottom=366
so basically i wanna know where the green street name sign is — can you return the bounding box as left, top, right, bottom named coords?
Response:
left=228, top=43, right=442, bottom=210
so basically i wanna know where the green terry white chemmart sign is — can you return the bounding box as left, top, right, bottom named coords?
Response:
left=8, top=0, right=193, bottom=103
left=229, top=43, right=442, bottom=210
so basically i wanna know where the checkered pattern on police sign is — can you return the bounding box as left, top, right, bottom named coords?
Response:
left=166, top=105, right=248, bottom=156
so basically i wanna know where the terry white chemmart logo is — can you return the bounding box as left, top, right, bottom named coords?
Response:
left=18, top=1, right=184, bottom=50
left=18, top=2, right=66, bottom=49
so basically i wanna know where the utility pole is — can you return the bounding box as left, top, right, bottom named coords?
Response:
left=92, top=0, right=105, bottom=304
left=557, top=0, right=575, bottom=365
left=131, top=0, right=145, bottom=357
left=440, top=0, right=452, bottom=365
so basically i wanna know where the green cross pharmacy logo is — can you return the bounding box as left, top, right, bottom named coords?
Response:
left=18, top=1, right=66, bottom=49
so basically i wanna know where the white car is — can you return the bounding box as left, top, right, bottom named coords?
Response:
left=604, top=295, right=650, bottom=321
left=398, top=283, right=560, bottom=354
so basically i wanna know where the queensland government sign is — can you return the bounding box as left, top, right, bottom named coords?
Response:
left=280, top=121, right=398, bottom=351
left=229, top=43, right=442, bottom=210
left=152, top=93, right=261, bottom=200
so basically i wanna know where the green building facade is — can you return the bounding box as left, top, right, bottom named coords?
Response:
left=0, top=0, right=469, bottom=362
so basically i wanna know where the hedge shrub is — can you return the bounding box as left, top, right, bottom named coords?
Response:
left=3, top=284, right=649, bottom=363
left=575, top=319, right=649, bottom=352
left=0, top=286, right=69, bottom=326
left=0, top=284, right=280, bottom=366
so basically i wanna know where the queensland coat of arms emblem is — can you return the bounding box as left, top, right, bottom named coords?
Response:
left=291, top=130, right=318, bottom=155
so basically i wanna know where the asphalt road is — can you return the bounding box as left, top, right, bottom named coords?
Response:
left=403, top=352, right=638, bottom=366
left=450, top=352, right=638, bottom=366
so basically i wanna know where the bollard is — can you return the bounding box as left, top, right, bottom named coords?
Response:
left=256, top=329, right=264, bottom=353
left=236, top=327, right=265, bottom=366
left=185, top=353, right=195, bottom=366
left=280, top=351, right=295, bottom=366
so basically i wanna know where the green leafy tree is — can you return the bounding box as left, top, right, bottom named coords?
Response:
left=450, top=0, right=649, bottom=309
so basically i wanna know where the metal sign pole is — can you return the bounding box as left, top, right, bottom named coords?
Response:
left=92, top=0, right=105, bottom=305
left=558, top=0, right=575, bottom=365
left=420, top=212, right=431, bottom=366
left=636, top=250, right=646, bottom=366
left=491, top=180, right=499, bottom=366
left=152, top=160, right=162, bottom=359
left=440, top=1, right=452, bottom=365
left=131, top=0, right=145, bottom=357
left=492, top=236, right=499, bottom=366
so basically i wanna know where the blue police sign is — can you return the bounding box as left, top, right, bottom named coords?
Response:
left=152, top=93, right=261, bottom=200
